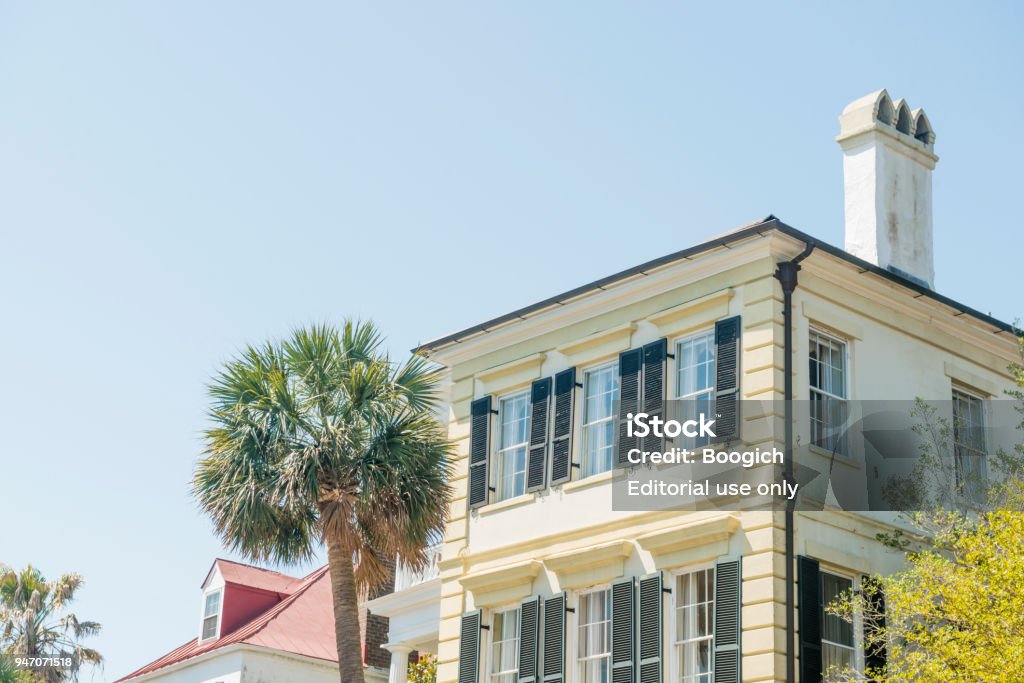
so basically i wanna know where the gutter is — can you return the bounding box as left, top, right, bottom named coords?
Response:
left=414, top=216, right=1018, bottom=357
left=775, top=241, right=815, bottom=683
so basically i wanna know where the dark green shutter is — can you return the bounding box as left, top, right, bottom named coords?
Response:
left=637, top=572, right=663, bottom=683
left=798, top=557, right=822, bottom=683
left=519, top=596, right=541, bottom=683
left=550, top=368, right=577, bottom=484
left=611, top=577, right=636, bottom=683
left=714, top=556, right=742, bottom=683
left=641, top=339, right=668, bottom=454
left=527, top=378, right=552, bottom=492
left=469, top=397, right=492, bottom=509
left=713, top=317, right=741, bottom=443
left=617, top=348, right=643, bottom=467
left=863, top=575, right=886, bottom=681
left=458, top=610, right=482, bottom=683
left=543, top=593, right=566, bottom=683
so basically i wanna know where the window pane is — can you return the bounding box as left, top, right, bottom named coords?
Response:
left=496, top=393, right=530, bottom=501
left=202, top=614, right=218, bottom=640
left=204, top=591, right=220, bottom=617
left=675, top=569, right=715, bottom=683
left=577, top=588, right=612, bottom=683
left=809, top=332, right=849, bottom=455
left=491, top=608, right=519, bottom=682
left=583, top=365, right=618, bottom=477
left=676, top=333, right=716, bottom=448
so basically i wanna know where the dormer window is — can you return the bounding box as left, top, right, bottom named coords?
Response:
left=201, top=590, right=222, bottom=641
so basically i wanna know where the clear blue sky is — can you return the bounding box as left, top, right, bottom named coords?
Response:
left=1, top=2, right=1020, bottom=679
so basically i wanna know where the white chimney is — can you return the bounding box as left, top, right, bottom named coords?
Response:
left=837, top=89, right=938, bottom=288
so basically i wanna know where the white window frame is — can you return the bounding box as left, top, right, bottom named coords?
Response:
left=952, top=387, right=988, bottom=500
left=200, top=588, right=222, bottom=642
left=573, top=585, right=613, bottom=683
left=494, top=390, right=531, bottom=502
left=669, top=564, right=716, bottom=683
left=487, top=605, right=521, bottom=683
left=673, top=330, right=717, bottom=450
left=808, top=329, right=850, bottom=456
left=819, top=569, right=861, bottom=677
left=580, top=361, right=619, bottom=479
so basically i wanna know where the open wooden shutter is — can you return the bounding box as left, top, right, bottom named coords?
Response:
left=641, top=339, right=668, bottom=454
left=519, top=596, right=541, bottom=683
left=617, top=348, right=643, bottom=467
left=469, top=397, right=493, bottom=509
left=550, top=368, right=577, bottom=485
left=862, top=575, right=886, bottom=681
left=713, top=557, right=742, bottom=683
left=458, top=610, right=482, bottom=683
left=543, top=594, right=567, bottom=683
left=798, top=557, right=822, bottom=683
left=527, top=378, right=552, bottom=492
left=611, top=577, right=636, bottom=683
left=713, top=317, right=741, bottom=443
left=638, top=572, right=663, bottom=683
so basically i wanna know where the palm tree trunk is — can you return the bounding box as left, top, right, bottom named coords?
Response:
left=326, top=536, right=366, bottom=683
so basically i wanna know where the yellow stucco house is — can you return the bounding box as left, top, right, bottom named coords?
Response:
left=367, top=90, right=1020, bottom=683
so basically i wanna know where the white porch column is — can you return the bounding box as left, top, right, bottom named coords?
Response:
left=386, top=644, right=413, bottom=683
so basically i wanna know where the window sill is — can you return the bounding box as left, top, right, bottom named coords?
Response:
left=561, top=469, right=613, bottom=493
left=477, top=493, right=536, bottom=516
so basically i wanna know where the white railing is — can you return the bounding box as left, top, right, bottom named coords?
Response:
left=394, top=543, right=442, bottom=591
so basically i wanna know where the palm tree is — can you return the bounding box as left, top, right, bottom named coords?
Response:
left=193, top=321, right=453, bottom=683
left=0, top=565, right=102, bottom=683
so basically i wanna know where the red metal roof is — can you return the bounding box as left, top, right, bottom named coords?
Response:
left=117, top=563, right=337, bottom=681
left=209, top=558, right=305, bottom=595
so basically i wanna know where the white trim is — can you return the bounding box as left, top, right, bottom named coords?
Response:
left=579, top=360, right=619, bottom=480
left=484, top=604, right=521, bottom=683
left=668, top=564, right=716, bottom=683
left=119, top=643, right=339, bottom=682
left=817, top=568, right=863, bottom=677
left=199, top=587, right=223, bottom=643
left=571, top=585, right=614, bottom=683
left=494, top=390, right=531, bottom=502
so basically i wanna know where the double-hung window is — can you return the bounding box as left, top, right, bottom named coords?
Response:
left=201, top=590, right=221, bottom=641
left=489, top=608, right=520, bottom=683
left=577, top=588, right=612, bottom=683
left=821, top=572, right=855, bottom=674
left=495, top=392, right=530, bottom=501
left=581, top=363, right=619, bottom=478
left=809, top=331, right=849, bottom=456
left=674, top=568, right=715, bottom=683
left=493, top=389, right=528, bottom=501
left=675, top=332, right=716, bottom=449
left=953, top=389, right=987, bottom=500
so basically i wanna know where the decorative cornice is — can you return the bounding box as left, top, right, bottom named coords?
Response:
left=459, top=559, right=543, bottom=593
left=636, top=515, right=740, bottom=557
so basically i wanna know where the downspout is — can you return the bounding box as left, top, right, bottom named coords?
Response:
left=775, top=242, right=815, bottom=682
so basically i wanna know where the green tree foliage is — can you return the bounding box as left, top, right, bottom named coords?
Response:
left=193, top=321, right=453, bottom=683
left=827, top=337, right=1024, bottom=683
left=0, top=565, right=101, bottom=683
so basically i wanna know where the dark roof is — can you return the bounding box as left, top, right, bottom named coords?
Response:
left=414, top=216, right=1017, bottom=355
